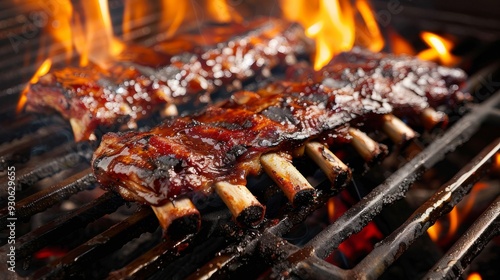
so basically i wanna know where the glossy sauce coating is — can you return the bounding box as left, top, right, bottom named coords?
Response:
left=25, top=18, right=308, bottom=141
left=93, top=50, right=467, bottom=206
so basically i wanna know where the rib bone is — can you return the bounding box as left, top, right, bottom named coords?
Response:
left=305, top=142, right=351, bottom=187
left=215, top=182, right=265, bottom=226
left=260, top=153, right=315, bottom=205
left=421, top=107, right=449, bottom=130
left=348, top=128, right=388, bottom=163
left=151, top=198, right=200, bottom=238
left=381, top=114, right=417, bottom=145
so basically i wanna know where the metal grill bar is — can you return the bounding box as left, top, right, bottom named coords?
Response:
left=0, top=169, right=95, bottom=226
left=0, top=126, right=73, bottom=170
left=307, top=93, right=499, bottom=260
left=424, top=196, right=500, bottom=279
left=0, top=142, right=92, bottom=192
left=352, top=139, right=499, bottom=280
left=12, top=191, right=123, bottom=260
left=183, top=91, right=500, bottom=279
left=32, top=206, right=158, bottom=279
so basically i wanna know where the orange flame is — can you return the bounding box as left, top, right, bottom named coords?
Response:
left=19, top=0, right=126, bottom=112
left=123, top=0, right=156, bottom=42
left=17, top=59, right=52, bottom=113
left=355, top=0, right=384, bottom=52
left=160, top=0, right=190, bottom=38
left=281, top=0, right=383, bottom=70
left=73, top=0, right=124, bottom=67
left=418, top=32, right=458, bottom=66
left=159, top=0, right=242, bottom=39
left=388, top=29, right=415, bottom=55
left=427, top=182, right=489, bottom=243
left=206, top=0, right=243, bottom=23
left=281, top=0, right=355, bottom=70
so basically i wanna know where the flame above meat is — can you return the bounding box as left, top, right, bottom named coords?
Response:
left=418, top=32, right=459, bottom=66
left=17, top=59, right=52, bottom=113
left=280, top=0, right=383, bottom=70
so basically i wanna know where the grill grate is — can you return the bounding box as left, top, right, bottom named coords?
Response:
left=0, top=75, right=499, bottom=280
left=189, top=90, right=500, bottom=280
left=1, top=2, right=500, bottom=278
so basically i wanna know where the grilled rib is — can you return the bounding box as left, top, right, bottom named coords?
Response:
left=92, top=49, right=468, bottom=206
left=23, top=18, right=308, bottom=141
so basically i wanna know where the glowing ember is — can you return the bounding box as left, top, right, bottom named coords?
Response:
left=326, top=192, right=383, bottom=265
left=34, top=247, right=67, bottom=260
left=467, top=272, right=483, bottom=280
left=17, top=59, right=52, bottom=113
left=418, top=31, right=458, bottom=66
left=327, top=197, right=336, bottom=223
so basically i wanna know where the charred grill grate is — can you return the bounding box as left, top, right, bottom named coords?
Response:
left=0, top=89, right=498, bottom=279
left=1, top=2, right=500, bottom=279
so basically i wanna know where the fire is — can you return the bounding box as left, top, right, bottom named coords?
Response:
left=206, top=0, right=243, bottom=23
left=160, top=0, right=190, bottom=38
left=73, top=0, right=125, bottom=67
left=281, top=0, right=383, bottom=70
left=326, top=192, right=383, bottom=265
left=17, top=59, right=52, bottom=113
left=355, top=0, right=384, bottom=52
left=418, top=32, right=458, bottom=66
left=427, top=182, right=489, bottom=244
left=19, top=0, right=125, bottom=111
left=159, top=0, right=242, bottom=39
left=123, top=0, right=154, bottom=41
left=387, top=29, right=415, bottom=55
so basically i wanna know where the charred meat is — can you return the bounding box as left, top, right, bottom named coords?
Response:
left=92, top=49, right=468, bottom=206
left=23, top=18, right=308, bottom=141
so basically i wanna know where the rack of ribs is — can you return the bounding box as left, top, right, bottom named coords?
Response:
left=92, top=48, right=469, bottom=232
left=22, top=18, right=309, bottom=141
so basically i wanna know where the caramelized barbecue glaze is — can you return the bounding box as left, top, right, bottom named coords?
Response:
left=24, top=18, right=308, bottom=141
left=93, top=48, right=468, bottom=206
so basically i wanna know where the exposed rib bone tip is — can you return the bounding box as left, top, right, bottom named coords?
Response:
left=348, top=127, right=388, bottom=163
left=305, top=142, right=351, bottom=187
left=151, top=198, right=200, bottom=239
left=381, top=114, right=418, bottom=145
left=421, top=108, right=449, bottom=130
left=260, top=153, right=315, bottom=206
left=215, top=182, right=265, bottom=227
